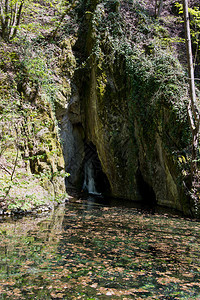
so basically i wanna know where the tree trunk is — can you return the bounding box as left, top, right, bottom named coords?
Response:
left=182, top=0, right=200, bottom=181
left=155, top=0, right=163, bottom=18
left=157, top=0, right=163, bottom=17
left=0, top=0, right=24, bottom=41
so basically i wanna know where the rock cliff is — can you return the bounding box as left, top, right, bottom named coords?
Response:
left=60, top=0, right=196, bottom=215
left=0, top=43, right=66, bottom=212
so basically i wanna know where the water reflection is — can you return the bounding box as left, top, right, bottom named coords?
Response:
left=0, top=197, right=199, bottom=299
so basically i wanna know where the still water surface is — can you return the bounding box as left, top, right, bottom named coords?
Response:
left=0, top=196, right=200, bottom=299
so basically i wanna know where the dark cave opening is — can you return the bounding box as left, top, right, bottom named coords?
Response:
left=136, top=168, right=157, bottom=206
left=82, top=142, right=110, bottom=195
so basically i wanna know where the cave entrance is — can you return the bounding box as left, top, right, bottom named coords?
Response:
left=82, top=142, right=110, bottom=195
left=136, top=168, right=156, bottom=206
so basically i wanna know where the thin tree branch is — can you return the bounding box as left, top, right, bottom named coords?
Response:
left=0, top=163, right=12, bottom=175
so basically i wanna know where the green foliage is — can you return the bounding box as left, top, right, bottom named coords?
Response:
left=19, top=48, right=57, bottom=107
left=0, top=0, right=78, bottom=41
left=175, top=2, right=200, bottom=66
left=126, top=50, right=189, bottom=150
left=84, top=0, right=190, bottom=149
left=0, top=39, right=66, bottom=210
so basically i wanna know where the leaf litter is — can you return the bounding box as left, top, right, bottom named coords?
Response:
left=0, top=199, right=199, bottom=299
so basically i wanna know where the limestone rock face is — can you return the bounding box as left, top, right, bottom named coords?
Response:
left=80, top=61, right=139, bottom=200
left=53, top=2, right=196, bottom=216
left=21, top=93, right=66, bottom=201
left=135, top=125, right=183, bottom=211
left=57, top=0, right=194, bottom=215
left=79, top=56, right=187, bottom=211
left=55, top=39, right=85, bottom=189
left=0, top=43, right=66, bottom=209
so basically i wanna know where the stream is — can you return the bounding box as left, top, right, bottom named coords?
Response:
left=0, top=195, right=200, bottom=299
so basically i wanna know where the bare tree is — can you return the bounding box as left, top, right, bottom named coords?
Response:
left=183, top=0, right=200, bottom=181
left=155, top=0, right=163, bottom=18
left=0, top=0, right=24, bottom=41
